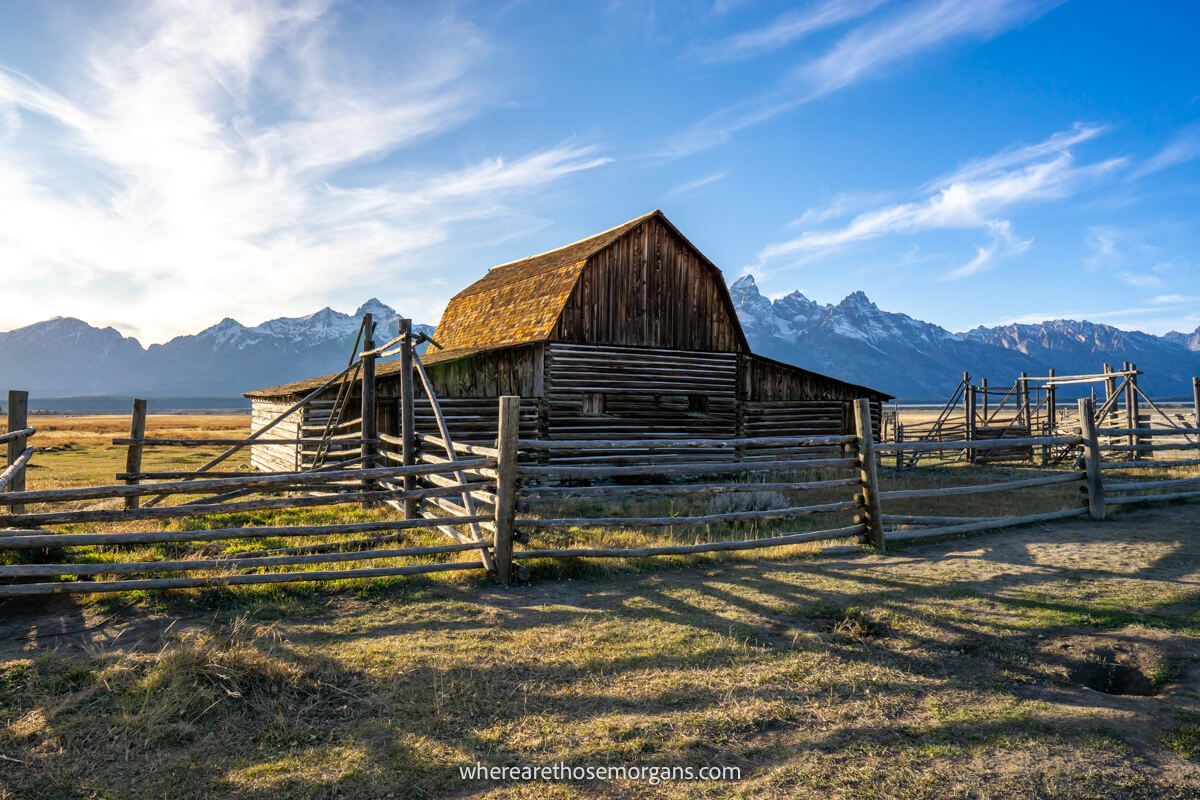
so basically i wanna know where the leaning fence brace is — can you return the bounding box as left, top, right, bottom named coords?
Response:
left=2, top=381, right=1199, bottom=597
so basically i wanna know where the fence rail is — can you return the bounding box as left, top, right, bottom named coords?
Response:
left=1, top=379, right=1197, bottom=597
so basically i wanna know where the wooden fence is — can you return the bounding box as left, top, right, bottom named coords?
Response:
left=0, top=312, right=504, bottom=597
left=889, top=368, right=1200, bottom=468
left=2, top=385, right=1197, bottom=596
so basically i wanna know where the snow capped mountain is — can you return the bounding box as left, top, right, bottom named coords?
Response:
left=730, top=276, right=1200, bottom=399
left=3, top=288, right=1196, bottom=402
left=962, top=319, right=1198, bottom=397
left=1164, top=326, right=1200, bottom=352
left=0, top=301, right=430, bottom=399
left=0, top=317, right=145, bottom=395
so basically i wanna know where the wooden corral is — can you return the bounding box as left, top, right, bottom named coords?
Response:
left=245, top=210, right=890, bottom=464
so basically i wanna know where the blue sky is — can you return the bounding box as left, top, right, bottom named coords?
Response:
left=0, top=0, right=1197, bottom=343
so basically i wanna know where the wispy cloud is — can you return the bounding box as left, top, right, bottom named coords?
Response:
left=0, top=1, right=608, bottom=341
left=753, top=124, right=1119, bottom=279
left=667, top=0, right=1058, bottom=156
left=665, top=168, right=729, bottom=198
left=789, top=191, right=890, bottom=227
left=1115, top=271, right=1165, bottom=289
left=984, top=298, right=1200, bottom=334
left=1131, top=122, right=1200, bottom=179
left=699, top=0, right=883, bottom=63
left=1152, top=293, right=1199, bottom=305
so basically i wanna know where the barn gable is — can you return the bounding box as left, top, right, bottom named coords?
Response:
left=553, top=213, right=748, bottom=353
left=431, top=210, right=749, bottom=359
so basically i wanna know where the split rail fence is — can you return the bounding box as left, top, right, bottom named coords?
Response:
left=0, top=314, right=500, bottom=597
left=888, top=367, right=1200, bottom=468
left=1, top=384, right=1198, bottom=596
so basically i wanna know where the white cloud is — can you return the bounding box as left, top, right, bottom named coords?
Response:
left=1083, top=226, right=1119, bottom=269
left=665, top=168, right=729, bottom=198
left=1115, top=271, right=1164, bottom=289
left=699, top=0, right=883, bottom=63
left=0, top=1, right=608, bottom=342
left=802, top=0, right=1055, bottom=95
left=945, top=241, right=998, bottom=280
left=667, top=0, right=1058, bottom=156
left=754, top=124, right=1116, bottom=277
left=1131, top=122, right=1200, bottom=180
left=789, top=191, right=889, bottom=227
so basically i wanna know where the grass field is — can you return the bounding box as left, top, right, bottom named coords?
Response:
left=0, top=414, right=1198, bottom=798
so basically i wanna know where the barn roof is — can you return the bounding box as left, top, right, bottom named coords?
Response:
left=242, top=342, right=519, bottom=399
left=244, top=211, right=888, bottom=400
left=433, top=210, right=645, bottom=354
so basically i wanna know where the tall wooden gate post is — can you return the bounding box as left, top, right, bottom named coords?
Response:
left=1078, top=398, right=1105, bottom=520
left=398, top=318, right=417, bottom=519
left=1123, top=361, right=1137, bottom=460
left=853, top=398, right=885, bottom=553
left=1193, top=376, right=1199, bottom=429
left=124, top=398, right=147, bottom=509
left=360, top=314, right=377, bottom=507
left=492, top=396, right=521, bottom=585
left=964, top=372, right=976, bottom=464
left=6, top=390, right=28, bottom=514
left=1043, top=368, right=1057, bottom=465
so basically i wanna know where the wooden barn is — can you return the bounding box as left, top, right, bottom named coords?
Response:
left=244, top=210, right=891, bottom=470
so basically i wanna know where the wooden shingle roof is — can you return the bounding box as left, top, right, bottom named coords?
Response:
left=432, top=211, right=658, bottom=354
left=245, top=213, right=662, bottom=398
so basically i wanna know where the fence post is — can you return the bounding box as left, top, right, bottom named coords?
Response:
left=6, top=390, right=28, bottom=514
left=124, top=398, right=147, bottom=509
left=853, top=398, right=885, bottom=553
left=1193, top=376, right=1199, bottom=429
left=964, top=374, right=976, bottom=464
left=398, top=318, right=417, bottom=519
left=1042, top=368, right=1056, bottom=465
left=360, top=313, right=377, bottom=508
left=1123, top=361, right=1138, bottom=460
left=1078, top=398, right=1105, bottom=520
left=492, top=395, right=520, bottom=585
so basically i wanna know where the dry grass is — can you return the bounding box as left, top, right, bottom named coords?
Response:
left=0, top=415, right=1198, bottom=798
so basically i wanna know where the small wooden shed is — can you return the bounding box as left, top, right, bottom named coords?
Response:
left=245, top=210, right=890, bottom=469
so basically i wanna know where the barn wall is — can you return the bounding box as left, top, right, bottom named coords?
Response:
left=250, top=399, right=301, bottom=472
left=378, top=344, right=544, bottom=399
left=744, top=355, right=875, bottom=402
left=554, top=217, right=744, bottom=352
left=741, top=355, right=882, bottom=438
left=544, top=342, right=738, bottom=440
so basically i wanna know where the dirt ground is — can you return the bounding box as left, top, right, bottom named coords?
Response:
left=1, top=503, right=1198, bottom=798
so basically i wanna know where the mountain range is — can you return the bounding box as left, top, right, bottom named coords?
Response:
left=729, top=276, right=1200, bottom=399
left=2, top=284, right=1197, bottom=403
left=0, top=300, right=432, bottom=400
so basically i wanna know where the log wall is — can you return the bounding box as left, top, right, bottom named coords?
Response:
left=545, top=342, right=737, bottom=441
left=400, top=344, right=544, bottom=400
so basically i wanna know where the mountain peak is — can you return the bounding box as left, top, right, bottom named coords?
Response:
left=729, top=274, right=758, bottom=290
left=839, top=290, right=876, bottom=310
left=355, top=298, right=395, bottom=317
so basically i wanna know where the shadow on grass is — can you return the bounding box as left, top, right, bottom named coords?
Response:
left=2, top=507, right=1199, bottom=798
